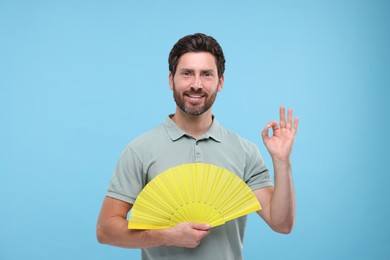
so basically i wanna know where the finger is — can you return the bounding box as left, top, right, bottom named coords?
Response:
left=271, top=121, right=280, bottom=132
left=279, top=105, right=286, bottom=128
left=262, top=121, right=278, bottom=143
left=292, top=117, right=299, bottom=134
left=191, top=223, right=211, bottom=231
left=261, top=124, right=270, bottom=142
left=287, top=108, right=293, bottom=129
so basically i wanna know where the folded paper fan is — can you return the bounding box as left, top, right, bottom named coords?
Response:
left=128, top=163, right=261, bottom=230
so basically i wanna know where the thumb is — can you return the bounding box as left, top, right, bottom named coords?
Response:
left=262, top=121, right=274, bottom=143
left=191, top=223, right=211, bottom=231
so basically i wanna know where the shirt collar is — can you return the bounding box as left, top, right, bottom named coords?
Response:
left=163, top=115, right=222, bottom=143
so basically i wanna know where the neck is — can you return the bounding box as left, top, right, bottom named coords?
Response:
left=171, top=109, right=213, bottom=139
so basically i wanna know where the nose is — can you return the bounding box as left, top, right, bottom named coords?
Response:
left=191, top=75, right=202, bottom=91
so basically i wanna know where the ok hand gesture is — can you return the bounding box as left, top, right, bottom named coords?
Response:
left=262, top=106, right=299, bottom=162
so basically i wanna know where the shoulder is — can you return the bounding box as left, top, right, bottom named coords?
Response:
left=129, top=123, right=166, bottom=146
left=117, top=122, right=167, bottom=164
left=217, top=122, right=259, bottom=152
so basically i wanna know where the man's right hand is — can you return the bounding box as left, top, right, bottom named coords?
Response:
left=97, top=197, right=211, bottom=249
left=163, top=222, right=211, bottom=248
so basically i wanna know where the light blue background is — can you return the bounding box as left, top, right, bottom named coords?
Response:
left=1, top=0, right=389, bottom=259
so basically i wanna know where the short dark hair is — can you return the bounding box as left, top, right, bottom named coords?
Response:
left=168, top=33, right=225, bottom=78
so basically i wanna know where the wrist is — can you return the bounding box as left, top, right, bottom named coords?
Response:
left=272, top=158, right=291, bottom=171
left=272, top=156, right=290, bottom=165
left=143, top=229, right=170, bottom=248
left=155, top=228, right=173, bottom=247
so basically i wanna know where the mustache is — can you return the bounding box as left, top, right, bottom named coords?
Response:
left=184, top=89, right=206, bottom=95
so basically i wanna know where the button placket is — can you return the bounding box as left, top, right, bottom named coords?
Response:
left=194, top=140, right=203, bottom=162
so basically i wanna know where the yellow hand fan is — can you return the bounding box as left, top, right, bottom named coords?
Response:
left=128, top=163, right=261, bottom=230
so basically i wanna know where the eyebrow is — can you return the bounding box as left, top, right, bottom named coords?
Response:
left=179, top=68, right=215, bottom=73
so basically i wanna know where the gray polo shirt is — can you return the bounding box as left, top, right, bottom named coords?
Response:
left=107, top=116, right=273, bottom=260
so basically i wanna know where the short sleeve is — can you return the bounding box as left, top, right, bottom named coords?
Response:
left=106, top=144, right=145, bottom=204
left=244, top=142, right=274, bottom=191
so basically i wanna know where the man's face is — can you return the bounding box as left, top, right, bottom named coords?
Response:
left=169, top=52, right=224, bottom=116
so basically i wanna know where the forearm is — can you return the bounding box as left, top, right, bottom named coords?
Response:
left=97, top=216, right=167, bottom=248
left=270, top=159, right=295, bottom=233
left=97, top=196, right=210, bottom=249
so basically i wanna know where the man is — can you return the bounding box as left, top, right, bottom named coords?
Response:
left=96, top=33, right=299, bottom=259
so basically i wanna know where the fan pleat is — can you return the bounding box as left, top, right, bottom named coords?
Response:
left=128, top=163, right=261, bottom=230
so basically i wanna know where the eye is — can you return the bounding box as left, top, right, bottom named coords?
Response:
left=181, top=70, right=191, bottom=77
left=203, top=71, right=214, bottom=79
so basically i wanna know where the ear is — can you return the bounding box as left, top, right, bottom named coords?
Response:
left=168, top=72, right=174, bottom=90
left=217, top=75, right=224, bottom=92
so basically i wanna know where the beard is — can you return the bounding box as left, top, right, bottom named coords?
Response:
left=172, top=84, right=218, bottom=116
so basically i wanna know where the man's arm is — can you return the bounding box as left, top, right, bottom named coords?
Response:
left=255, top=106, right=298, bottom=234
left=96, top=196, right=210, bottom=248
left=254, top=162, right=295, bottom=234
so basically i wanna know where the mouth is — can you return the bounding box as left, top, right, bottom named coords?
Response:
left=186, top=94, right=204, bottom=99
left=184, top=92, right=206, bottom=101
left=185, top=94, right=205, bottom=105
